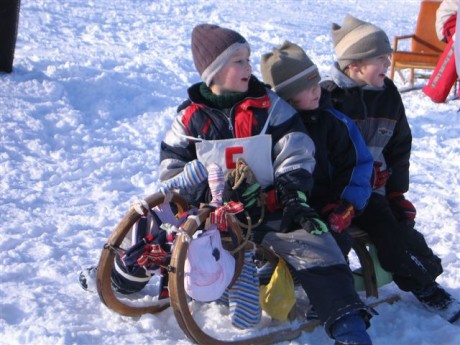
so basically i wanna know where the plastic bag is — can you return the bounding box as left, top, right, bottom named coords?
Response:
left=259, top=257, right=296, bottom=321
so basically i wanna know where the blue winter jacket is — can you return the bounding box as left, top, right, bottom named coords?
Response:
left=299, top=93, right=373, bottom=213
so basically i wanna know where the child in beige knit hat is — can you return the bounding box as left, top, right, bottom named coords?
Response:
left=325, top=15, right=460, bottom=325
left=330, top=14, right=393, bottom=87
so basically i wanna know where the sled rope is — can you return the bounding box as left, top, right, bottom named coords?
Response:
left=228, top=157, right=257, bottom=189
left=227, top=158, right=265, bottom=229
left=229, top=213, right=253, bottom=255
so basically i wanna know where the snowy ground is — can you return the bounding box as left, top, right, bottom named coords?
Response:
left=1, top=0, right=459, bottom=344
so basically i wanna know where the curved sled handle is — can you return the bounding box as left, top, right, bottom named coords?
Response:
left=96, top=192, right=188, bottom=317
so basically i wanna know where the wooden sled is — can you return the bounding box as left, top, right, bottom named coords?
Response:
left=95, top=191, right=246, bottom=317
left=96, top=192, right=400, bottom=344
left=95, top=190, right=317, bottom=343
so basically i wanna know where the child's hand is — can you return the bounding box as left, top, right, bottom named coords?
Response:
left=279, top=190, right=328, bottom=235
left=387, top=192, right=416, bottom=220
left=322, top=201, right=355, bottom=233
left=371, top=162, right=391, bottom=189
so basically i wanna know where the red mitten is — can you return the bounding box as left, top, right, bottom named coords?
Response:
left=371, top=162, right=391, bottom=189
left=322, top=201, right=355, bottom=233
left=137, top=244, right=167, bottom=267
left=210, top=201, right=245, bottom=231
left=387, top=192, right=416, bottom=220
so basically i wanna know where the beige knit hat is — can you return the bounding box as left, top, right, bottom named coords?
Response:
left=260, top=41, right=321, bottom=101
left=191, top=24, right=250, bottom=86
left=331, top=14, right=393, bottom=70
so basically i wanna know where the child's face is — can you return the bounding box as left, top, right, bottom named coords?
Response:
left=289, top=84, right=321, bottom=111
left=349, top=54, right=391, bottom=87
left=210, top=46, right=252, bottom=95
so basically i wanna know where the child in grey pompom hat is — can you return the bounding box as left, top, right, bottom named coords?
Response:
left=260, top=39, right=375, bottom=345
left=260, top=41, right=321, bottom=101
left=191, top=24, right=250, bottom=86
left=331, top=14, right=393, bottom=71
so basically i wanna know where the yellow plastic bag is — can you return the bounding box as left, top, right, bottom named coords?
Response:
left=259, top=257, right=296, bottom=321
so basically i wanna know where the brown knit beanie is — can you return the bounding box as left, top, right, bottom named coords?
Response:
left=260, top=41, right=321, bottom=101
left=331, top=14, right=393, bottom=70
left=191, top=24, right=250, bottom=86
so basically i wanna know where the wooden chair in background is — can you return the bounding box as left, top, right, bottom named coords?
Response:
left=390, top=0, right=446, bottom=86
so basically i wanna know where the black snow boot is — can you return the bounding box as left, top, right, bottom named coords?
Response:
left=414, top=283, right=460, bottom=324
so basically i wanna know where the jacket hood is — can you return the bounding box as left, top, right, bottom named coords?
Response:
left=322, top=62, right=386, bottom=91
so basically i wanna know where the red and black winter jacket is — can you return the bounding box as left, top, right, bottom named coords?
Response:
left=159, top=76, right=316, bottom=206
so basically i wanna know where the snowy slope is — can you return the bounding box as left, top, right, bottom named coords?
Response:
left=1, top=0, right=459, bottom=344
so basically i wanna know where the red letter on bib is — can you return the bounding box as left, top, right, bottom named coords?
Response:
left=225, top=147, right=243, bottom=169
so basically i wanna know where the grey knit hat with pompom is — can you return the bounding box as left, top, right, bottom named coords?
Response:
left=260, top=41, right=320, bottom=101
left=331, top=14, right=393, bottom=70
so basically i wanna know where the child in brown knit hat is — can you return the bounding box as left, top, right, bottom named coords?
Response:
left=161, top=22, right=325, bottom=327
left=261, top=40, right=374, bottom=345
left=161, top=23, right=318, bottom=212
left=325, top=14, right=460, bottom=325
left=83, top=25, right=327, bottom=330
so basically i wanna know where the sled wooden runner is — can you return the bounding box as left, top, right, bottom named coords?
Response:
left=96, top=192, right=189, bottom=316
left=168, top=208, right=319, bottom=345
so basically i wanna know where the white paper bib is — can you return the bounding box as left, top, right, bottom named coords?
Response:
left=196, top=135, right=274, bottom=188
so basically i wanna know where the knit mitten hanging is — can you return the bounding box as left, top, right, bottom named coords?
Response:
left=207, top=163, right=225, bottom=207
left=228, top=249, right=261, bottom=329
left=160, top=159, right=208, bottom=194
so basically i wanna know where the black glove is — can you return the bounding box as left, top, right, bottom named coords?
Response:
left=279, top=189, right=329, bottom=235
left=224, top=177, right=261, bottom=209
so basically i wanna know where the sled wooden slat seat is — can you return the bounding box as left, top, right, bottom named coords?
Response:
left=347, top=227, right=379, bottom=298
left=389, top=0, right=446, bottom=86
